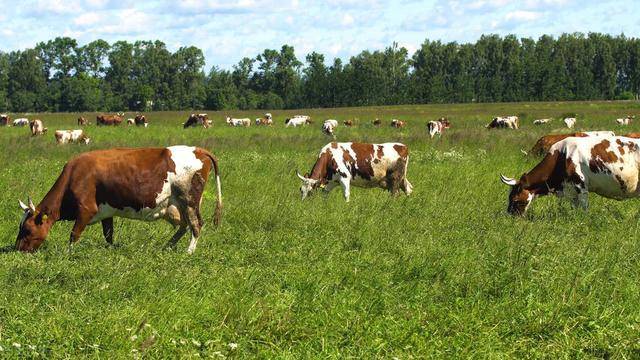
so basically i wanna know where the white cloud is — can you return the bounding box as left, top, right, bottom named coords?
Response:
left=341, top=13, right=354, bottom=26
left=73, top=12, right=102, bottom=26
left=505, top=10, right=542, bottom=22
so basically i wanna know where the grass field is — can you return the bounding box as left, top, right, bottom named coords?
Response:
left=2, top=100, right=640, bottom=358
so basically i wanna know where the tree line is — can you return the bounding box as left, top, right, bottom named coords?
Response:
left=0, top=33, right=639, bottom=113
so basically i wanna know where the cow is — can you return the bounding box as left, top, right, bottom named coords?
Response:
left=427, top=118, right=451, bottom=138
left=391, top=119, right=406, bottom=128
left=0, top=114, right=10, bottom=126
left=616, top=116, right=634, bottom=125
left=322, top=119, right=339, bottom=137
left=623, top=133, right=640, bottom=139
left=126, top=118, right=135, bottom=126
left=14, top=146, right=222, bottom=253
left=96, top=114, right=123, bottom=126
left=563, top=117, right=576, bottom=129
left=293, top=115, right=312, bottom=124
left=29, top=119, right=47, bottom=136
left=226, top=117, right=251, bottom=127
left=297, top=142, right=412, bottom=202
left=285, top=116, right=310, bottom=127
left=500, top=135, right=640, bottom=216
left=372, top=118, right=381, bottom=127
left=533, top=118, right=552, bottom=125
left=183, top=113, right=210, bottom=129
left=77, top=117, right=88, bottom=126
left=343, top=119, right=354, bottom=127
left=54, top=130, right=91, bottom=145
left=486, top=116, right=519, bottom=129
left=526, top=131, right=616, bottom=157
left=134, top=115, right=148, bottom=127
left=13, top=118, right=29, bottom=127
left=255, top=113, right=273, bottom=126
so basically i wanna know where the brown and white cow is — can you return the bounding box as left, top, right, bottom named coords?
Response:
left=0, top=114, right=10, bottom=126
left=135, top=114, right=148, bottom=127
left=285, top=116, right=311, bottom=127
left=15, top=146, right=222, bottom=253
left=297, top=142, right=412, bottom=202
left=126, top=118, right=135, bottom=126
left=486, top=116, right=519, bottom=129
left=97, top=114, right=123, bottom=126
left=533, top=118, right=552, bottom=125
left=29, top=119, right=47, bottom=136
left=55, top=130, right=91, bottom=144
left=183, top=113, right=210, bottom=128
left=77, top=117, right=88, bottom=126
left=372, top=118, right=382, bottom=127
left=13, top=118, right=29, bottom=127
left=616, top=116, right=634, bottom=125
left=226, top=117, right=251, bottom=127
left=255, top=113, right=273, bottom=126
left=563, top=117, right=577, bottom=129
left=391, top=119, right=406, bottom=128
left=427, top=118, right=450, bottom=138
left=322, top=119, right=338, bottom=137
left=500, top=135, right=640, bottom=215
left=343, top=119, right=354, bottom=127
left=527, top=131, right=615, bottom=157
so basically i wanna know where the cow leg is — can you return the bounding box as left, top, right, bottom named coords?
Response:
left=402, top=178, right=413, bottom=196
left=186, top=207, right=202, bottom=254
left=165, top=225, right=188, bottom=249
left=101, top=218, right=114, bottom=245
left=69, top=208, right=97, bottom=247
left=339, top=177, right=351, bottom=202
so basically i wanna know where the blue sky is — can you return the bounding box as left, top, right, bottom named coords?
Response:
left=0, top=0, right=638, bottom=70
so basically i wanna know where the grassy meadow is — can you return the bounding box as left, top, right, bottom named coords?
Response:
left=2, top=101, right=640, bottom=357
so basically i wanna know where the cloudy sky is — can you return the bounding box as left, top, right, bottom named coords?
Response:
left=0, top=0, right=638, bottom=70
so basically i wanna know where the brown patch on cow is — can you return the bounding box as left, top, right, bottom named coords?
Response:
left=623, top=133, right=640, bottom=139
left=349, top=143, right=376, bottom=179
left=616, top=139, right=626, bottom=155
left=330, top=142, right=338, bottom=149
left=529, top=133, right=588, bottom=156
left=589, top=140, right=617, bottom=173
left=376, top=145, right=384, bottom=159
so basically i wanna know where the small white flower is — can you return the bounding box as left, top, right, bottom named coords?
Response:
left=191, top=339, right=201, bottom=347
left=130, top=335, right=138, bottom=341
left=228, top=342, right=238, bottom=350
left=12, top=343, right=20, bottom=348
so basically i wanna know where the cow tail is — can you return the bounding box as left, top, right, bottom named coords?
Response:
left=204, top=152, right=223, bottom=226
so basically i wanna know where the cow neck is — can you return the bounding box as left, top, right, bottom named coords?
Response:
left=309, top=151, right=331, bottom=181
left=520, top=150, right=562, bottom=196
left=36, top=168, right=72, bottom=221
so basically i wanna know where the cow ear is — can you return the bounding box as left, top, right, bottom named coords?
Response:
left=500, top=174, right=517, bottom=186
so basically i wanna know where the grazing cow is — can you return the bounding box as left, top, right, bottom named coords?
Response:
left=297, top=142, right=412, bottom=202
left=13, top=118, right=29, bottom=127
left=15, top=146, right=222, bottom=253
left=96, top=114, right=123, bottom=126
left=563, top=117, right=577, bottom=129
left=134, top=115, right=148, bottom=127
left=391, top=119, right=406, bottom=128
left=293, top=115, right=312, bottom=124
left=372, top=118, right=381, bottom=127
left=427, top=118, right=451, bottom=138
left=285, top=116, right=310, bottom=127
left=255, top=113, right=273, bottom=126
left=126, top=118, right=135, bottom=126
left=183, top=113, right=210, bottom=129
left=0, top=114, right=10, bottom=126
left=486, top=116, right=519, bottom=129
left=226, top=117, right=251, bottom=127
left=500, top=135, right=640, bottom=215
left=54, top=130, right=91, bottom=145
left=623, top=133, right=640, bottom=139
left=77, top=117, right=88, bottom=126
left=29, top=119, right=47, bottom=136
left=343, top=119, right=354, bottom=127
left=616, top=116, right=634, bottom=125
left=533, top=118, right=552, bottom=125
left=527, top=131, right=615, bottom=157
left=322, top=119, right=339, bottom=137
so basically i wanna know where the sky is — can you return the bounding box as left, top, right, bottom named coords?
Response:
left=0, top=0, right=638, bottom=70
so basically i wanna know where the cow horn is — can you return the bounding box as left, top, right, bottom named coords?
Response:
left=296, top=170, right=307, bottom=181
left=500, top=175, right=517, bottom=186
left=19, top=200, right=29, bottom=211
left=28, top=197, right=36, bottom=212
left=520, top=149, right=528, bottom=156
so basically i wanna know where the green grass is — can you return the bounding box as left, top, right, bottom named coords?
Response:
left=2, top=100, right=640, bottom=357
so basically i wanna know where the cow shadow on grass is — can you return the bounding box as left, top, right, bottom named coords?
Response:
left=0, top=244, right=16, bottom=253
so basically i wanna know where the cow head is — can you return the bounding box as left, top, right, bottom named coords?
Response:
left=16, top=198, right=53, bottom=252
left=500, top=174, right=534, bottom=216
left=296, top=171, right=321, bottom=199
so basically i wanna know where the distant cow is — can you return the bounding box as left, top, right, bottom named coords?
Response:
left=97, top=114, right=123, bottom=126
left=322, top=119, right=339, bottom=136
left=183, top=113, right=210, bottom=129
left=500, top=135, right=640, bottom=215
left=13, top=118, right=29, bottom=127
left=256, top=113, right=273, bottom=126
left=343, top=119, right=354, bottom=127
left=77, top=117, right=88, bottom=126
left=486, top=116, right=519, bottom=129
left=616, top=116, right=634, bottom=125
left=427, top=118, right=450, bottom=138
left=29, top=119, right=47, bottom=136
left=297, top=142, right=412, bottom=202
left=14, top=146, right=222, bottom=253
left=226, top=117, right=251, bottom=127
left=372, top=118, right=381, bottom=127
left=563, top=117, right=576, bottom=129
left=0, top=114, right=10, bottom=126
left=285, top=116, right=311, bottom=127
left=134, top=115, right=148, bottom=127
left=533, top=118, right=552, bottom=125
left=54, top=130, right=91, bottom=145
left=391, top=119, right=406, bottom=128
left=294, top=115, right=312, bottom=124
left=527, top=131, right=616, bottom=157
left=126, top=118, right=135, bottom=126
left=623, top=133, right=640, bottom=138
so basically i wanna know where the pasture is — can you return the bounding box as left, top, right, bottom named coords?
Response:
left=1, top=100, right=640, bottom=357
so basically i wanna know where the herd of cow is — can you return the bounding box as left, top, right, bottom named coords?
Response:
left=4, top=110, right=640, bottom=253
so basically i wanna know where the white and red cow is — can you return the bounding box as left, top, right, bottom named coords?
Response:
left=256, top=113, right=273, bottom=126
left=0, top=114, right=10, bottom=126
left=563, top=117, right=577, bottom=129
left=486, top=116, right=519, bottom=129
left=427, top=118, right=451, bottom=138
left=134, top=115, right=148, bottom=127
left=285, top=115, right=312, bottom=127
left=54, top=130, right=91, bottom=144
left=322, top=119, right=339, bottom=137
left=13, top=118, right=29, bottom=127
left=527, top=131, right=615, bottom=157
left=126, top=118, right=135, bottom=126
left=500, top=134, right=640, bottom=215
left=616, top=116, right=634, bottom=125
left=297, top=142, right=413, bottom=202
left=15, top=146, right=223, bottom=253
left=183, top=114, right=210, bottom=129
left=226, top=117, right=251, bottom=127
left=391, top=119, right=406, bottom=128
left=533, top=118, right=552, bottom=125
left=29, top=119, right=47, bottom=136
